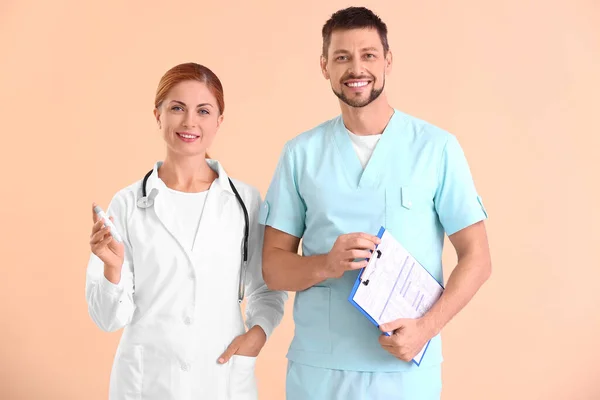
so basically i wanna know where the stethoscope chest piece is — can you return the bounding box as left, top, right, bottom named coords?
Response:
left=136, top=196, right=154, bottom=209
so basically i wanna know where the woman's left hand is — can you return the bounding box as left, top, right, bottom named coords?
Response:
left=218, top=326, right=267, bottom=364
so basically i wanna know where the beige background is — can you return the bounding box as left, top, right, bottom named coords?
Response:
left=1, top=0, right=599, bottom=399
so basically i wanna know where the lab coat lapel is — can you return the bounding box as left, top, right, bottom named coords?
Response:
left=152, top=188, right=195, bottom=262
left=191, top=182, right=231, bottom=254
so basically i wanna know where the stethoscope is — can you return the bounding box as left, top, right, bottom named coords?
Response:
left=136, top=169, right=250, bottom=304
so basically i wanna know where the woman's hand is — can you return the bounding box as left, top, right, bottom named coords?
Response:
left=90, top=202, right=124, bottom=283
left=218, top=326, right=267, bottom=364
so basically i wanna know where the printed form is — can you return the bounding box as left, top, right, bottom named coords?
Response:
left=350, top=228, right=444, bottom=365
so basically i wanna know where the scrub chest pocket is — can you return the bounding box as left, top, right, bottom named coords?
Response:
left=385, top=184, right=437, bottom=241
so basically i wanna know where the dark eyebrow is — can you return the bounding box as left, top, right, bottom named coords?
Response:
left=332, top=47, right=380, bottom=56
left=332, top=49, right=351, bottom=56
left=170, top=100, right=214, bottom=108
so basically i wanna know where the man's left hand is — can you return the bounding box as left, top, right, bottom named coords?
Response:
left=378, top=318, right=436, bottom=362
left=218, top=326, right=267, bottom=364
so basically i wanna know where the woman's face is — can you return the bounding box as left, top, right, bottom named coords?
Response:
left=154, top=80, right=223, bottom=158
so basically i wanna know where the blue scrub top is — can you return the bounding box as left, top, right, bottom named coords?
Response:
left=259, top=109, right=488, bottom=372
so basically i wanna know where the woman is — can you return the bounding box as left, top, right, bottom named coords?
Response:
left=85, top=62, right=287, bottom=400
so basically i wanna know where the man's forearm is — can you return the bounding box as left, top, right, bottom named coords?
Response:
left=263, top=248, right=329, bottom=292
left=422, top=253, right=492, bottom=337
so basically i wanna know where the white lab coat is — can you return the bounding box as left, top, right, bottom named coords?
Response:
left=85, top=160, right=288, bottom=400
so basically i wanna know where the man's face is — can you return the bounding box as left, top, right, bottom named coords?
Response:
left=321, top=28, right=392, bottom=108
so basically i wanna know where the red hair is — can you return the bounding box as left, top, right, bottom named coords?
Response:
left=154, top=63, right=225, bottom=158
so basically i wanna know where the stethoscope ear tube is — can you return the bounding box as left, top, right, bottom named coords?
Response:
left=228, top=178, right=250, bottom=303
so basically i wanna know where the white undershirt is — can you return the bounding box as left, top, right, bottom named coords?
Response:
left=163, top=188, right=209, bottom=251
left=347, top=130, right=382, bottom=169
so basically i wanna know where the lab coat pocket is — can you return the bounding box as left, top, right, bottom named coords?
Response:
left=109, top=344, right=144, bottom=400
left=228, top=355, right=258, bottom=400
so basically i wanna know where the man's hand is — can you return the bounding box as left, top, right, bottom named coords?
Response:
left=262, top=228, right=381, bottom=292
left=324, top=233, right=381, bottom=279
left=217, top=326, right=267, bottom=364
left=378, top=318, right=436, bottom=362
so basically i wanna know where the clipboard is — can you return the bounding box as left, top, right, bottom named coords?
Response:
left=348, top=226, right=444, bottom=366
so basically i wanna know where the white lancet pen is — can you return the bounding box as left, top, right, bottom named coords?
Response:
left=93, top=205, right=123, bottom=243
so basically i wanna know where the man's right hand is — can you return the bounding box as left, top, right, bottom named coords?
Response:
left=324, top=233, right=381, bottom=279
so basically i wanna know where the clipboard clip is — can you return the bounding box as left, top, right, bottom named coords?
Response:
left=361, top=250, right=383, bottom=286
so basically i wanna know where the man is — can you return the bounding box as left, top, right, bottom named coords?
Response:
left=259, top=6, right=491, bottom=399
